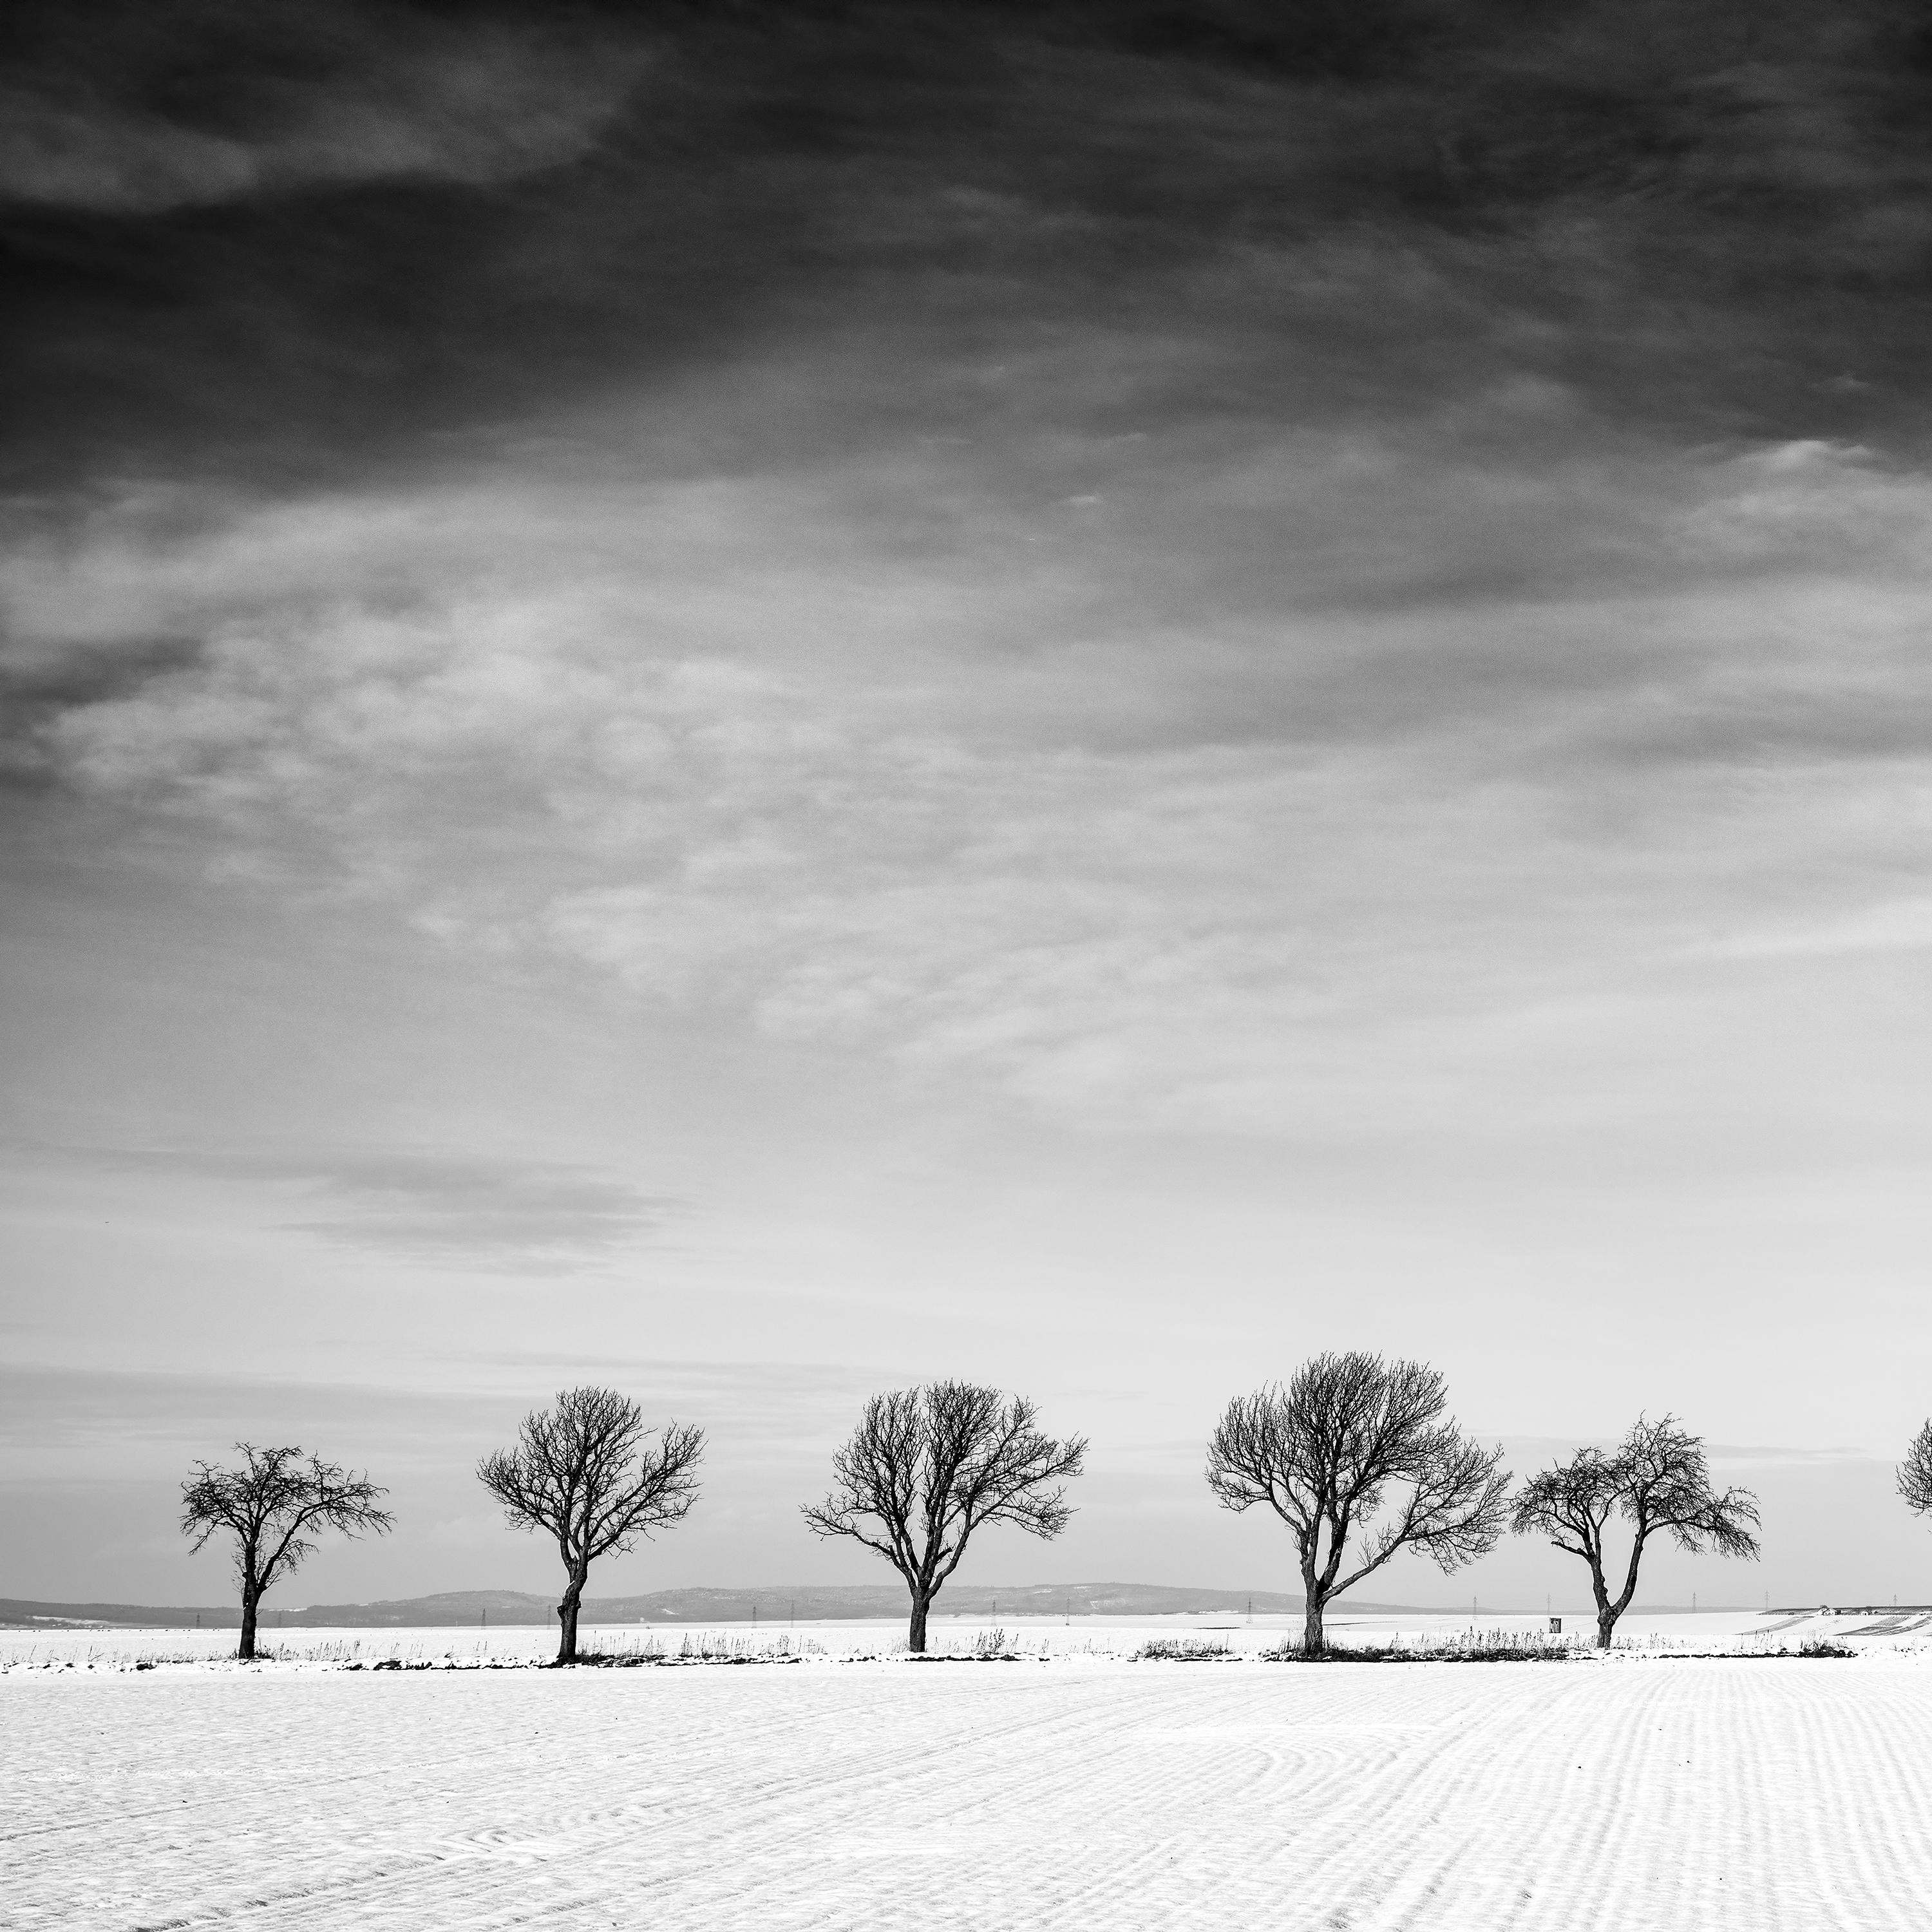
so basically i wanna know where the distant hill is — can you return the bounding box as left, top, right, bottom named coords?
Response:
left=0, top=1581, right=1397, bottom=1629
left=0, top=1598, right=246, bottom=1630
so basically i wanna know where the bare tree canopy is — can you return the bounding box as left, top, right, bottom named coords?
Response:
left=1512, top=1415, right=1759, bottom=1649
left=1206, top=1352, right=1508, bottom=1654
left=478, top=1386, right=704, bottom=1663
left=1899, top=1421, right=1932, bottom=1520
left=180, top=1444, right=393, bottom=1660
left=802, top=1381, right=1086, bottom=1651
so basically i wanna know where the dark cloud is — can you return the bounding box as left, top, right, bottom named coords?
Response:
left=0, top=1, right=646, bottom=212
left=0, top=632, right=206, bottom=789
left=1089, top=0, right=1442, bottom=83
left=5, top=0, right=1931, bottom=510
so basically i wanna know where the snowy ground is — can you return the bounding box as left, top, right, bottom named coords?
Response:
left=7, top=1618, right=1932, bottom=1929
left=3, top=1602, right=1927, bottom=1667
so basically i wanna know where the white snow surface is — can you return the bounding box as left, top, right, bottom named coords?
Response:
left=8, top=1622, right=1932, bottom=1929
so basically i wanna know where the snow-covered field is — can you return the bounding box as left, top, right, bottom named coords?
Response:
left=3, top=1603, right=1926, bottom=1667
left=7, top=1617, right=1932, bottom=1930
left=11, top=1623, right=1932, bottom=1924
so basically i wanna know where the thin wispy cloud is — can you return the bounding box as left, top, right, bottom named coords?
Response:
left=8, top=433, right=1928, bottom=1138
left=22, top=1143, right=673, bottom=1269
left=279, top=1154, right=674, bottom=1269
left=0, top=1357, right=876, bottom=1457
left=0, top=1361, right=509, bottom=1455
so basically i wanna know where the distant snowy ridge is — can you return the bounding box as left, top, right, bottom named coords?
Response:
left=0, top=1582, right=1475, bottom=1628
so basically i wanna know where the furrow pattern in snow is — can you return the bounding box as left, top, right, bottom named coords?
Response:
left=6, top=1661, right=1929, bottom=1929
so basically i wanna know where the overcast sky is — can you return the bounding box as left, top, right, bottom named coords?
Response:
left=5, top=0, right=1931, bottom=1612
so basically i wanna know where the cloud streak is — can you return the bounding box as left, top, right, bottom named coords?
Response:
left=19, top=1142, right=672, bottom=1269
left=1, top=4, right=646, bottom=213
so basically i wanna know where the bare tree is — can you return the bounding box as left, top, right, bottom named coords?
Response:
left=478, top=1387, right=704, bottom=1663
left=802, top=1382, right=1086, bottom=1652
left=180, top=1444, right=393, bottom=1660
left=1512, top=1416, right=1759, bottom=1649
left=1900, top=1421, right=1932, bottom=1520
left=1206, top=1353, right=1509, bottom=1654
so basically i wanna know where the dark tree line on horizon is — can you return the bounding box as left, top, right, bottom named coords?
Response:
left=176, top=1372, right=1932, bottom=1662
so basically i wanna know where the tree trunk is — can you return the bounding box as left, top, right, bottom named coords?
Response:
left=1301, top=1538, right=1326, bottom=1654
left=908, top=1593, right=931, bottom=1654
left=556, top=1578, right=584, bottom=1665
left=1590, top=1560, right=1616, bottom=1650
left=239, top=1581, right=260, bottom=1662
